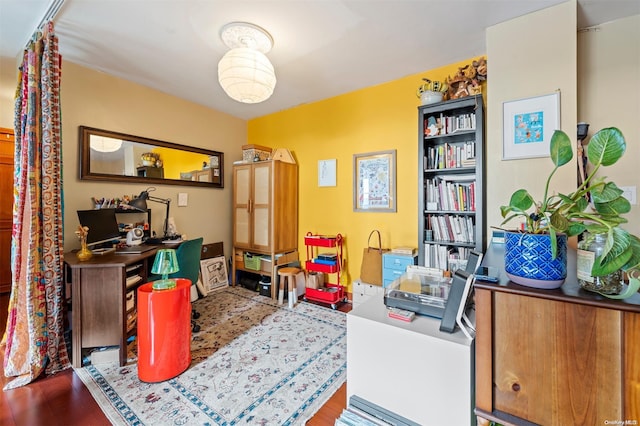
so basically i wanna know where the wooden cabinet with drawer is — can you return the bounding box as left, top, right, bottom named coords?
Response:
left=475, top=243, right=640, bottom=425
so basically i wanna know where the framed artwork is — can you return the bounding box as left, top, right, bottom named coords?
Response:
left=318, top=159, right=337, bottom=187
left=502, top=92, right=560, bottom=160
left=353, top=149, right=396, bottom=212
left=199, top=256, right=228, bottom=295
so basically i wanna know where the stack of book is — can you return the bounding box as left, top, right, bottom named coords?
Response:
left=312, top=252, right=337, bottom=266
left=391, top=246, right=417, bottom=256
left=335, top=408, right=385, bottom=426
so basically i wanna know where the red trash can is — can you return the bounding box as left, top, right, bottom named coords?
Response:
left=137, top=278, right=192, bottom=382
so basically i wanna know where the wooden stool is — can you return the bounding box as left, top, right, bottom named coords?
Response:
left=277, top=267, right=301, bottom=308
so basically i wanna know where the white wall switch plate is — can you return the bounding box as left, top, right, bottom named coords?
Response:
left=178, top=192, right=188, bottom=206
left=620, top=186, right=637, bottom=205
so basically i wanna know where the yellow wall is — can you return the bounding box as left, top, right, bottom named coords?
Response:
left=249, top=58, right=485, bottom=289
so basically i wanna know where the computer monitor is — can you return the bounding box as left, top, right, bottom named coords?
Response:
left=77, top=208, right=121, bottom=248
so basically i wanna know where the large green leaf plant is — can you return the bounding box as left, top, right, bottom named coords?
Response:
left=500, top=127, right=640, bottom=280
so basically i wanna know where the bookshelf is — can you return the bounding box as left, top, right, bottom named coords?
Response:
left=418, top=94, right=485, bottom=271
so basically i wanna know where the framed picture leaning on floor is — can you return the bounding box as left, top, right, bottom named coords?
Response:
left=199, top=256, right=228, bottom=295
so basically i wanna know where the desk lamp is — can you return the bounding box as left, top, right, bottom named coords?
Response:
left=129, top=187, right=172, bottom=239
left=151, top=249, right=179, bottom=290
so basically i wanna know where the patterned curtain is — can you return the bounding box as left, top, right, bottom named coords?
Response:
left=3, top=22, right=69, bottom=390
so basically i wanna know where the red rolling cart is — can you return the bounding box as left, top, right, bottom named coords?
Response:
left=303, top=232, right=347, bottom=309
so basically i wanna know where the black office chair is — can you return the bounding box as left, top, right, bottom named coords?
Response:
left=150, top=237, right=204, bottom=332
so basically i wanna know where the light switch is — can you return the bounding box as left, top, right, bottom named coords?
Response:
left=620, top=186, right=637, bottom=205
left=178, top=192, right=188, bottom=207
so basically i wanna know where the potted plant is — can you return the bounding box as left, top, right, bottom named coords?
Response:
left=499, top=126, right=640, bottom=291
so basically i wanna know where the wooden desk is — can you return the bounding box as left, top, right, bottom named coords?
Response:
left=475, top=243, right=640, bottom=425
left=65, top=249, right=161, bottom=367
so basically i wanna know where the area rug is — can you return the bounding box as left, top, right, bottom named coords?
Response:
left=75, top=286, right=347, bottom=425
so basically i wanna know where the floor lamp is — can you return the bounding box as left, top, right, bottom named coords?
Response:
left=129, top=187, right=172, bottom=239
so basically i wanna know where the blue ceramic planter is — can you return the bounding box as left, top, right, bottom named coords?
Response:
left=504, top=231, right=567, bottom=289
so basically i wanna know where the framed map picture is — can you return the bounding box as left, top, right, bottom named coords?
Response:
left=353, top=149, right=396, bottom=212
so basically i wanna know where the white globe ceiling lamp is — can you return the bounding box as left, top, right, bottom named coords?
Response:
left=90, top=135, right=122, bottom=153
left=218, top=22, right=276, bottom=104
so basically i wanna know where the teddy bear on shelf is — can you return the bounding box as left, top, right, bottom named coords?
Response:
left=445, top=64, right=470, bottom=99
left=468, top=57, right=487, bottom=95
left=472, top=57, right=487, bottom=82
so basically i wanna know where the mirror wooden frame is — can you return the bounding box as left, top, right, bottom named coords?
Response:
left=79, top=126, right=224, bottom=188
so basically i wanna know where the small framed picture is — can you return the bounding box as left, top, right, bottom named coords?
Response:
left=318, top=159, right=337, bottom=187
left=502, top=92, right=560, bottom=160
left=199, top=256, right=228, bottom=295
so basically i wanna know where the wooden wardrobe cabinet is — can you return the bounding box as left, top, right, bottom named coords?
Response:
left=475, top=244, right=640, bottom=425
left=232, top=160, right=298, bottom=294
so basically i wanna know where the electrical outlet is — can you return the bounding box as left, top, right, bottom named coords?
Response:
left=620, top=186, right=637, bottom=205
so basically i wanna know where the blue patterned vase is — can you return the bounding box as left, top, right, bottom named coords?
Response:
left=504, top=231, right=567, bottom=289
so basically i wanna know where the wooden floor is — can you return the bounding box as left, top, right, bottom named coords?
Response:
left=1, top=298, right=351, bottom=426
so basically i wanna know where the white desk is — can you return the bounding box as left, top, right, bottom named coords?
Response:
left=346, top=293, right=475, bottom=425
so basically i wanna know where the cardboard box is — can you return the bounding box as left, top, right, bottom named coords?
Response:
left=275, top=250, right=299, bottom=266
left=260, top=256, right=272, bottom=273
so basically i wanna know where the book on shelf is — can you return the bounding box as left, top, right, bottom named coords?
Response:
left=424, top=141, right=476, bottom=171
left=423, top=243, right=449, bottom=270
left=425, top=176, right=475, bottom=212
left=424, top=112, right=476, bottom=138
left=424, top=244, right=472, bottom=272
left=391, top=246, right=417, bottom=256
left=427, top=214, right=475, bottom=244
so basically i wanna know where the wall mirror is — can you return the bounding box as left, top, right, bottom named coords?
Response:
left=79, top=126, right=224, bottom=188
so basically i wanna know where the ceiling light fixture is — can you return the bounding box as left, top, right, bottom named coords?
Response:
left=90, top=135, right=122, bottom=153
left=218, top=22, right=276, bottom=104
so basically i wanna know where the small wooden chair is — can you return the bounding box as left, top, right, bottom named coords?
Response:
left=277, top=267, right=301, bottom=308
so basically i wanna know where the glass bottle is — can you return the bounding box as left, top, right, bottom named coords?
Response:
left=576, top=232, right=622, bottom=294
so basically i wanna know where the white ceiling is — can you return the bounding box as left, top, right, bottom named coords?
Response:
left=1, top=0, right=638, bottom=120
